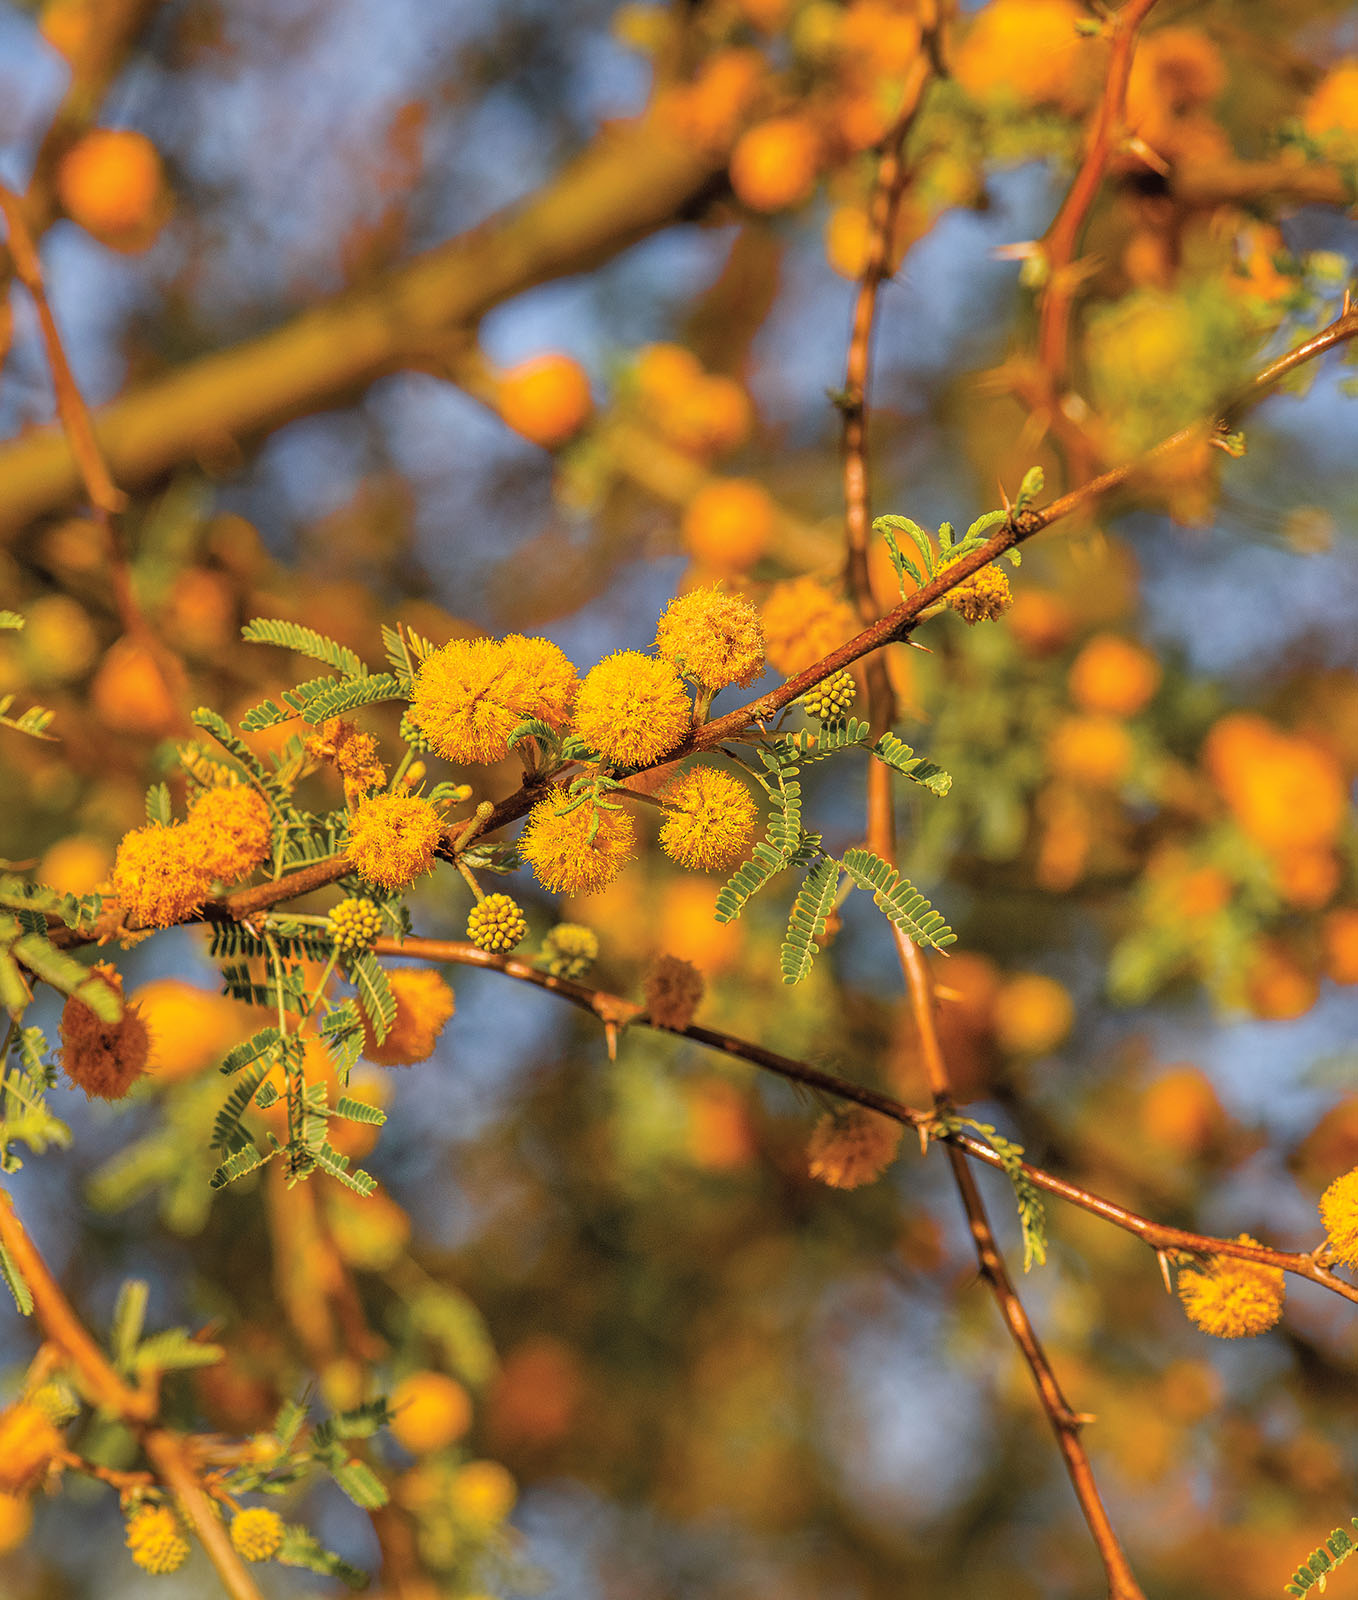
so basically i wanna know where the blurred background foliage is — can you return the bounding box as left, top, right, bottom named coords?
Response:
left=2, top=0, right=1358, bottom=1595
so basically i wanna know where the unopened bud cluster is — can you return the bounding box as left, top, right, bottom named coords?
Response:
left=467, top=893, right=528, bottom=953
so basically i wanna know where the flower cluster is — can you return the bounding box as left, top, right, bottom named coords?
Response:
left=59, top=963, right=151, bottom=1101
left=348, top=794, right=443, bottom=890
left=1176, top=1236, right=1285, bottom=1338
left=760, top=578, right=858, bottom=676
left=659, top=768, right=758, bottom=872
left=363, top=968, right=455, bottom=1066
left=124, top=1504, right=190, bottom=1575
left=1320, top=1167, right=1358, bottom=1267
left=409, top=633, right=578, bottom=765
left=328, top=896, right=385, bottom=950
left=802, top=667, right=857, bottom=721
left=946, top=564, right=1013, bottom=625
left=0, top=1404, right=62, bottom=1494
left=467, top=893, right=528, bottom=953
left=806, top=1108, right=903, bottom=1190
left=229, top=1507, right=285, bottom=1563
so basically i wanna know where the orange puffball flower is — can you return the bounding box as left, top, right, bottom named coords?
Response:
left=1177, top=1237, right=1285, bottom=1339
left=573, top=652, right=691, bottom=767
left=659, top=767, right=759, bottom=871
left=1068, top=634, right=1162, bottom=716
left=112, top=822, right=214, bottom=928
left=682, top=479, right=776, bottom=572
left=655, top=586, right=766, bottom=690
left=954, top=0, right=1090, bottom=109
left=730, top=116, right=821, bottom=212
left=498, top=354, right=593, bottom=448
left=60, top=962, right=151, bottom=1100
left=760, top=578, right=858, bottom=676
left=520, top=794, right=637, bottom=896
left=390, top=1372, right=474, bottom=1455
left=347, top=794, right=443, bottom=890
left=1047, top=713, right=1134, bottom=788
left=186, top=784, right=273, bottom=883
left=807, top=1107, right=903, bottom=1189
left=993, top=973, right=1073, bottom=1056
left=363, top=968, right=455, bottom=1066
left=56, top=128, right=167, bottom=251
left=1204, top=714, right=1347, bottom=855
left=0, top=1403, right=62, bottom=1493
left=643, top=954, right=705, bottom=1030
left=666, top=374, right=753, bottom=458
left=90, top=637, right=178, bottom=735
left=1303, top=60, right=1358, bottom=141
left=1319, top=1167, right=1358, bottom=1268
left=133, top=978, right=248, bottom=1083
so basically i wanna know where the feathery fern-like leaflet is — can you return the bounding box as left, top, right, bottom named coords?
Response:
left=840, top=848, right=955, bottom=950
left=781, top=854, right=842, bottom=984
left=241, top=618, right=369, bottom=680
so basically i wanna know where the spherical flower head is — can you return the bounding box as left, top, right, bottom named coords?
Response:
left=1047, top=713, right=1133, bottom=789
left=807, top=1108, right=903, bottom=1190
left=1067, top=633, right=1161, bottom=717
left=497, top=634, right=580, bottom=730
left=540, top=923, right=599, bottom=979
left=654, top=587, right=766, bottom=691
left=520, top=794, right=637, bottom=897
left=1320, top=1168, right=1358, bottom=1268
left=760, top=578, right=858, bottom=676
left=125, top=1504, right=190, bottom=1575
left=643, top=954, right=705, bottom=1030
left=802, top=668, right=856, bottom=722
left=573, top=652, right=691, bottom=767
left=59, top=962, right=151, bottom=1101
left=112, top=822, right=213, bottom=929
left=0, top=1403, right=62, bottom=1493
left=348, top=794, right=443, bottom=890
left=186, top=784, right=273, bottom=883
left=389, top=1371, right=473, bottom=1455
left=363, top=968, right=455, bottom=1066
left=409, top=638, right=520, bottom=765
left=1177, top=1235, right=1285, bottom=1338
left=947, top=564, right=1013, bottom=625
left=328, top=897, right=385, bottom=950
left=467, top=893, right=528, bottom=953
left=229, top=1507, right=285, bottom=1563
left=449, top=1459, right=517, bottom=1525
left=659, top=767, right=758, bottom=872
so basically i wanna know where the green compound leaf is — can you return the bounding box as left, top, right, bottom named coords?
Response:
left=871, top=732, right=953, bottom=797
left=942, top=1117, right=1048, bottom=1272
left=211, top=1058, right=276, bottom=1152
left=333, top=1096, right=387, bottom=1127
left=239, top=698, right=291, bottom=730
left=285, top=673, right=404, bottom=726
left=144, top=782, right=173, bottom=826
left=310, top=1143, right=377, bottom=1197
left=209, top=1142, right=274, bottom=1190
left=0, top=1238, right=32, bottom=1315
left=874, top=514, right=937, bottom=588
left=191, top=707, right=291, bottom=812
left=219, top=1026, right=283, bottom=1076
left=777, top=718, right=873, bottom=762
left=276, top=1523, right=368, bottom=1588
left=131, top=1327, right=225, bottom=1375
left=241, top=617, right=369, bottom=680
left=781, top=854, right=841, bottom=985
left=347, top=952, right=395, bottom=1045
left=840, top=848, right=955, bottom=951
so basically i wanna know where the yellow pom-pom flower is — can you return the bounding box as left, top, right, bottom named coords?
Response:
left=229, top=1506, right=285, bottom=1563
left=409, top=637, right=520, bottom=765
left=328, top=897, right=385, bottom=950
left=539, top=923, right=599, bottom=979
left=347, top=794, right=443, bottom=890
left=112, top=822, right=214, bottom=928
left=572, top=652, right=691, bottom=767
left=389, top=1371, right=473, bottom=1455
left=760, top=578, right=858, bottom=675
left=1319, top=1167, right=1358, bottom=1267
left=186, top=784, right=273, bottom=883
left=0, top=1403, right=62, bottom=1493
left=362, top=968, right=455, bottom=1066
left=125, top=1504, right=190, bottom=1575
left=520, top=794, right=637, bottom=896
left=449, top=1459, right=517, bottom=1525
left=659, top=767, right=758, bottom=872
left=1176, top=1236, right=1285, bottom=1338
left=59, top=961, right=151, bottom=1101
left=802, top=668, right=856, bottom=721
left=654, top=587, right=766, bottom=691
left=498, top=633, right=580, bottom=729
left=806, top=1108, right=903, bottom=1190
left=467, top=893, right=528, bottom=953
left=947, top=564, right=1013, bottom=624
